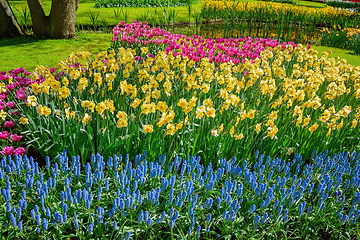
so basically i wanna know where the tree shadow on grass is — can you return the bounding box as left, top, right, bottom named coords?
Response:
left=0, top=35, right=40, bottom=47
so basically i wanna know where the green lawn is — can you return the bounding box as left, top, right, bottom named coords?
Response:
left=9, top=0, right=204, bottom=26
left=0, top=32, right=112, bottom=72
left=8, top=0, right=327, bottom=27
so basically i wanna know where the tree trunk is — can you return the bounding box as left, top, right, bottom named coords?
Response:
left=0, top=0, right=23, bottom=39
left=27, top=0, right=79, bottom=39
left=49, top=0, right=79, bottom=39
left=27, top=0, right=49, bottom=38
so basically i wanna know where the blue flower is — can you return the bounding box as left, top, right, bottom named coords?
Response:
left=6, top=202, right=11, bottom=212
left=42, top=218, right=48, bottom=231
left=170, top=207, right=174, bottom=218
left=195, top=225, right=201, bottom=235
left=144, top=211, right=149, bottom=223
left=36, top=212, right=41, bottom=226
left=113, top=221, right=117, bottom=230
left=249, top=204, right=256, bottom=214
left=207, top=214, right=212, bottom=223
left=254, top=215, right=260, bottom=230
left=261, top=212, right=268, bottom=224
left=105, top=178, right=109, bottom=191
left=160, top=211, right=166, bottom=222
left=125, top=231, right=131, bottom=240
left=307, top=206, right=313, bottom=215
left=188, top=227, right=193, bottom=235
left=18, top=220, right=23, bottom=231
left=16, top=207, right=21, bottom=220
left=170, top=219, right=175, bottom=229
left=21, top=190, right=26, bottom=199
left=74, top=214, right=79, bottom=230
left=9, top=213, right=16, bottom=227
left=87, top=222, right=94, bottom=233
left=138, top=210, right=144, bottom=223
left=341, top=214, right=349, bottom=225
left=204, top=198, right=213, bottom=209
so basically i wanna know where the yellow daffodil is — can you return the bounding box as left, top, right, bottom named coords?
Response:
left=143, top=124, right=154, bottom=133
left=267, top=125, right=278, bottom=139
left=27, top=96, right=38, bottom=107
left=38, top=105, right=52, bottom=117
left=82, top=113, right=91, bottom=126
left=309, top=123, right=319, bottom=133
left=0, top=110, right=7, bottom=121
left=20, top=116, right=29, bottom=124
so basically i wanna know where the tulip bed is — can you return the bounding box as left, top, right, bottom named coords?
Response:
left=1, top=19, right=360, bottom=239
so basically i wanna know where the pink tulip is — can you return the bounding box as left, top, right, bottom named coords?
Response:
left=0, top=131, right=9, bottom=140
left=4, top=121, right=14, bottom=128
left=6, top=101, right=14, bottom=108
left=14, top=147, right=25, bottom=156
left=11, top=134, right=22, bottom=142
left=1, top=146, right=14, bottom=156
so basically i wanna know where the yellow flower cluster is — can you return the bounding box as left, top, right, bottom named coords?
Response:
left=202, top=26, right=320, bottom=44
left=24, top=44, right=360, bottom=145
left=202, top=0, right=358, bottom=21
left=322, top=25, right=360, bottom=41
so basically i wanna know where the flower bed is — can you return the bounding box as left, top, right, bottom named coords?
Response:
left=321, top=26, right=360, bottom=54
left=0, top=21, right=358, bottom=169
left=201, top=0, right=360, bottom=28
left=0, top=149, right=360, bottom=239
left=112, top=21, right=298, bottom=64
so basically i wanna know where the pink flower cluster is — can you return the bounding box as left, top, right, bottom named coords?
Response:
left=112, top=20, right=299, bottom=65
left=1, top=146, right=25, bottom=156
left=0, top=67, right=42, bottom=156
left=0, top=66, right=78, bottom=157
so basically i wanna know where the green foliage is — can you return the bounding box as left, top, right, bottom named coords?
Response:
left=320, top=27, right=360, bottom=55
left=94, top=0, right=199, bottom=9
left=325, top=0, right=360, bottom=9
left=262, top=0, right=296, bottom=5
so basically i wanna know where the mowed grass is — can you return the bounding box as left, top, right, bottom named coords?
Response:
left=8, top=0, right=326, bottom=27
left=9, top=0, right=204, bottom=26
left=1, top=32, right=359, bottom=72
left=0, top=33, right=112, bottom=72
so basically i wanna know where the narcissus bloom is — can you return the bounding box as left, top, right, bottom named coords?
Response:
left=20, top=117, right=29, bottom=124
left=81, top=100, right=95, bottom=112
left=143, top=125, right=154, bottom=133
left=267, top=125, right=278, bottom=139
left=0, top=110, right=6, bottom=122
left=116, top=118, right=128, bottom=128
left=95, top=102, right=106, bottom=115
left=309, top=123, right=319, bottom=133
left=82, top=113, right=91, bottom=126
left=234, top=133, right=244, bottom=140
left=58, top=87, right=70, bottom=100
left=38, top=105, right=52, bottom=117
left=27, top=96, right=38, bottom=107
left=255, top=123, right=261, bottom=133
